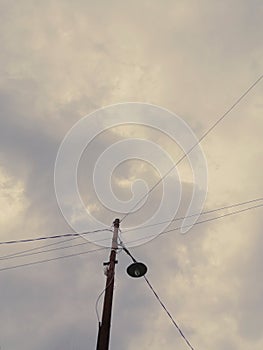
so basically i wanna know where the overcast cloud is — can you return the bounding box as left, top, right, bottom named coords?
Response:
left=0, top=1, right=262, bottom=349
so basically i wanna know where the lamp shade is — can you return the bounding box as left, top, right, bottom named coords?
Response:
left=127, top=262, right=147, bottom=278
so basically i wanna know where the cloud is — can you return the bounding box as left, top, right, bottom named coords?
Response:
left=0, top=0, right=262, bottom=349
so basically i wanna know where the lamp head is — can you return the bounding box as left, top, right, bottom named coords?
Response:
left=127, top=262, right=147, bottom=278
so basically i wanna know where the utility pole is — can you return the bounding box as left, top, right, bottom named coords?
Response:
left=96, top=218, right=119, bottom=350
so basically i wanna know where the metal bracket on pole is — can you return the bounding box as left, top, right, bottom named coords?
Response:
left=103, top=261, right=118, bottom=266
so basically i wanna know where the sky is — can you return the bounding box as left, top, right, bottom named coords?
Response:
left=0, top=0, right=262, bottom=349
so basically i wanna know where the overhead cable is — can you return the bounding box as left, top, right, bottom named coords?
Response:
left=123, top=197, right=263, bottom=233
left=0, top=239, right=94, bottom=261
left=120, top=75, right=263, bottom=223
left=0, top=236, right=81, bottom=259
left=0, top=228, right=112, bottom=246
left=144, top=276, right=195, bottom=350
left=0, top=247, right=108, bottom=273
left=121, top=243, right=195, bottom=350
left=0, top=199, right=262, bottom=248
left=123, top=203, right=263, bottom=246
left=0, top=203, right=262, bottom=272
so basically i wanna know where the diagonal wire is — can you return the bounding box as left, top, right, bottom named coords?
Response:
left=122, top=197, right=263, bottom=233
left=0, top=239, right=94, bottom=261
left=144, top=276, right=195, bottom=350
left=120, top=75, right=263, bottom=223
left=122, top=203, right=263, bottom=246
left=0, top=198, right=262, bottom=249
left=0, top=236, right=81, bottom=259
left=0, top=228, right=112, bottom=246
left=120, top=242, right=195, bottom=349
left=0, top=247, right=108, bottom=273
left=159, top=203, right=263, bottom=237
left=0, top=203, right=261, bottom=272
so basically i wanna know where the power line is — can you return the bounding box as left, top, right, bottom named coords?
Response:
left=120, top=242, right=195, bottom=350
left=120, top=205, right=263, bottom=350
left=0, top=236, right=81, bottom=259
left=123, top=203, right=263, bottom=246
left=144, top=276, right=195, bottom=350
left=0, top=247, right=108, bottom=273
left=0, top=235, right=121, bottom=261
left=123, top=197, right=263, bottom=233
left=0, top=239, right=94, bottom=262
left=160, top=203, right=263, bottom=236
left=0, top=203, right=261, bottom=272
left=120, top=75, right=263, bottom=223
left=0, top=198, right=262, bottom=249
left=0, top=228, right=112, bottom=246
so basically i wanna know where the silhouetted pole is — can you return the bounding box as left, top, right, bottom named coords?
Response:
left=96, top=218, right=119, bottom=350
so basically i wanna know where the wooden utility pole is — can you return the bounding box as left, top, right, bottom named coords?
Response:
left=96, top=218, right=119, bottom=350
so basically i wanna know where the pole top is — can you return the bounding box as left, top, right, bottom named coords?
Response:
left=113, top=218, right=120, bottom=228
